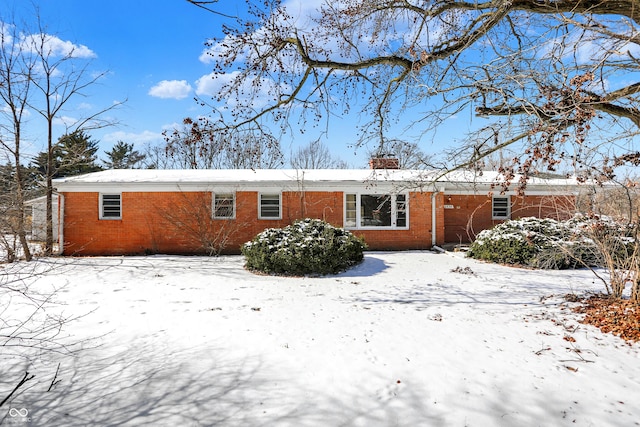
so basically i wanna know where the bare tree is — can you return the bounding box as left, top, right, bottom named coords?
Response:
left=142, top=142, right=179, bottom=170
left=25, top=15, right=123, bottom=255
left=0, top=162, right=39, bottom=262
left=163, top=117, right=284, bottom=169
left=589, top=216, right=640, bottom=302
left=575, top=177, right=640, bottom=302
left=0, top=261, right=91, bottom=411
left=157, top=191, right=249, bottom=255
left=190, top=0, right=640, bottom=189
left=0, top=20, right=37, bottom=261
left=367, top=139, right=433, bottom=170
left=290, top=140, right=348, bottom=169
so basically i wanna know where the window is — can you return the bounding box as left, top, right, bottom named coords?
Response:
left=100, top=194, right=121, bottom=219
left=259, top=193, right=281, bottom=219
left=361, top=194, right=392, bottom=226
left=396, top=194, right=407, bottom=227
left=345, top=194, right=357, bottom=227
left=345, top=193, right=408, bottom=229
left=492, top=196, right=510, bottom=219
left=213, top=193, right=235, bottom=219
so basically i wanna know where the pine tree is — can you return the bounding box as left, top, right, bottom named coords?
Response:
left=103, top=141, right=146, bottom=169
left=33, top=131, right=103, bottom=178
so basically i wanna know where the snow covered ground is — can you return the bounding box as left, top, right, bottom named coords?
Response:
left=2, top=251, right=639, bottom=426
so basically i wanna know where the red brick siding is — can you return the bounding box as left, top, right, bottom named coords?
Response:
left=61, top=190, right=571, bottom=255
left=61, top=192, right=218, bottom=255
left=61, top=191, right=437, bottom=255
left=511, top=195, right=576, bottom=221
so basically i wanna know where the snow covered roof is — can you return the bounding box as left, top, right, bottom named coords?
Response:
left=25, top=194, right=59, bottom=205
left=52, top=168, right=584, bottom=194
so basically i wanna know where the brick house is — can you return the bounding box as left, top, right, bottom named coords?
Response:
left=52, top=165, right=580, bottom=256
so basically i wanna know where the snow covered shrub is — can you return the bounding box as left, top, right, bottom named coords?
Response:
left=468, top=190, right=639, bottom=297
left=242, top=218, right=366, bottom=275
left=467, top=216, right=598, bottom=269
left=467, top=218, right=548, bottom=266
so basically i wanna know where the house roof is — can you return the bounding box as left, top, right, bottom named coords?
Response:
left=52, top=168, right=584, bottom=194
left=24, top=194, right=59, bottom=205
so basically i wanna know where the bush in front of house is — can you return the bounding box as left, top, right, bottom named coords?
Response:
left=242, top=218, right=367, bottom=275
left=467, top=217, right=553, bottom=266
left=467, top=216, right=600, bottom=269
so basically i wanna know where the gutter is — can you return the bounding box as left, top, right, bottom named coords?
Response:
left=431, top=186, right=446, bottom=247
left=431, top=191, right=437, bottom=247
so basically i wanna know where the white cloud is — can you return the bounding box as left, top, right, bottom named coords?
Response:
left=102, top=130, right=164, bottom=145
left=198, top=0, right=325, bottom=66
left=53, top=115, right=77, bottom=127
left=195, top=71, right=290, bottom=109
left=1, top=103, right=32, bottom=119
left=0, top=21, right=15, bottom=46
left=195, top=72, right=226, bottom=97
left=197, top=0, right=430, bottom=73
left=538, top=32, right=640, bottom=67
left=161, top=122, right=183, bottom=132
left=199, top=39, right=231, bottom=65
left=148, top=80, right=193, bottom=99
left=22, top=33, right=96, bottom=58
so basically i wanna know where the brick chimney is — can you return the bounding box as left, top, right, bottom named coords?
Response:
left=369, top=155, right=400, bottom=170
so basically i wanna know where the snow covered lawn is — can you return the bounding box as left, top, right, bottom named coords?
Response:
left=3, top=251, right=639, bottom=426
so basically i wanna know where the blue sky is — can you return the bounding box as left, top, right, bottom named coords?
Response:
left=9, top=1, right=229, bottom=158
left=2, top=0, right=470, bottom=168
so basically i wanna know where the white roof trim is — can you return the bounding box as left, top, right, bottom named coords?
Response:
left=25, top=194, right=59, bottom=205
left=52, top=168, right=586, bottom=194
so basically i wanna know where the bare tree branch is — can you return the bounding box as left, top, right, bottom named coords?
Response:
left=185, top=0, right=237, bottom=18
left=189, top=0, right=640, bottom=186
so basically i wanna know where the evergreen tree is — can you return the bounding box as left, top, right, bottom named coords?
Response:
left=57, top=131, right=102, bottom=176
left=0, top=163, right=40, bottom=197
left=103, top=141, right=146, bottom=169
left=33, top=131, right=102, bottom=178
left=32, top=147, right=62, bottom=178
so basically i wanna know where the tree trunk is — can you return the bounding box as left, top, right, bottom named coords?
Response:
left=13, top=128, right=32, bottom=262
left=14, top=165, right=32, bottom=262
left=45, top=127, right=54, bottom=256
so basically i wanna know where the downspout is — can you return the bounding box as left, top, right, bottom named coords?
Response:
left=57, top=193, right=65, bottom=255
left=431, top=191, right=437, bottom=247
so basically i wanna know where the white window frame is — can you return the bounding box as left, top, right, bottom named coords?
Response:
left=345, top=193, right=357, bottom=228
left=259, top=193, right=281, bottom=219
left=99, top=193, right=122, bottom=220
left=344, top=193, right=409, bottom=229
left=492, top=196, right=511, bottom=220
left=212, top=193, right=236, bottom=219
left=396, top=194, right=407, bottom=228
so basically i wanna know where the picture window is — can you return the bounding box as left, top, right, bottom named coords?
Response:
left=345, top=193, right=408, bottom=229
